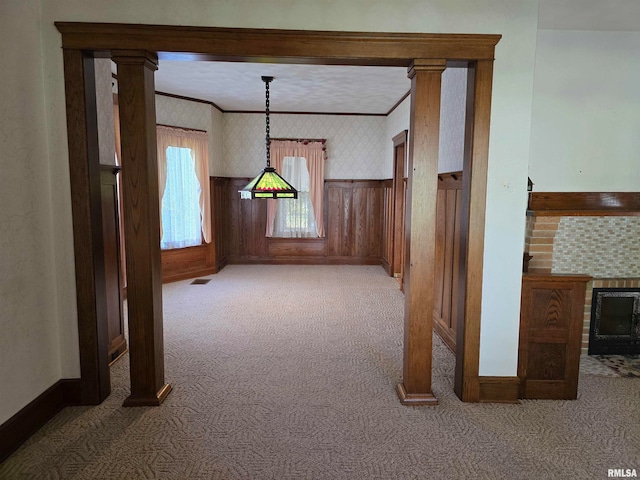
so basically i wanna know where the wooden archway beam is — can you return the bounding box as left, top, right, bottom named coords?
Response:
left=55, top=23, right=500, bottom=65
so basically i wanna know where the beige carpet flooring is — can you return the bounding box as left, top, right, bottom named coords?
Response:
left=1, top=265, right=639, bottom=479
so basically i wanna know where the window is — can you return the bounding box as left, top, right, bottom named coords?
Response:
left=273, top=156, right=317, bottom=238
left=160, top=146, right=202, bottom=249
left=157, top=125, right=210, bottom=250
left=266, top=139, right=326, bottom=238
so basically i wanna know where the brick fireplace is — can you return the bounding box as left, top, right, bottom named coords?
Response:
left=525, top=211, right=640, bottom=354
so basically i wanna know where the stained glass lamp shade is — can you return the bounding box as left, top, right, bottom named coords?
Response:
left=239, top=76, right=298, bottom=200
left=239, top=167, right=298, bottom=199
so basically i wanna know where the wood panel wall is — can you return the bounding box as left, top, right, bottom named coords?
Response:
left=518, top=274, right=591, bottom=400
left=212, top=177, right=388, bottom=265
left=433, top=171, right=464, bottom=352
left=99, top=166, right=127, bottom=361
left=381, top=179, right=394, bottom=275
left=325, top=180, right=385, bottom=262
left=528, top=192, right=640, bottom=216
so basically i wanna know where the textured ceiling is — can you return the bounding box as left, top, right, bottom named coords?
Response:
left=153, top=61, right=410, bottom=114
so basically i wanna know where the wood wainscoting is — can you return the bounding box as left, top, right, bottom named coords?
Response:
left=160, top=178, right=218, bottom=283
left=381, top=179, right=394, bottom=275
left=528, top=191, right=640, bottom=216
left=518, top=273, right=592, bottom=400
left=161, top=243, right=217, bottom=283
left=99, top=166, right=127, bottom=361
left=433, top=171, right=464, bottom=352
left=325, top=180, right=385, bottom=263
left=212, top=177, right=389, bottom=265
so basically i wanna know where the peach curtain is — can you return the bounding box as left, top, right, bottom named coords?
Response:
left=156, top=125, right=211, bottom=243
left=266, top=140, right=326, bottom=238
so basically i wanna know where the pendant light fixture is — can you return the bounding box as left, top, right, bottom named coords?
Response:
left=239, top=76, right=298, bottom=200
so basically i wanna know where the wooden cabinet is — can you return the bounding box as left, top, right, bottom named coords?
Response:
left=518, top=274, right=591, bottom=399
left=100, top=166, right=127, bottom=363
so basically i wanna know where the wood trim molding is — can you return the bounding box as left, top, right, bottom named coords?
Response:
left=392, top=130, right=408, bottom=147
left=55, top=23, right=501, bottom=64
left=155, top=90, right=224, bottom=113
left=160, top=88, right=407, bottom=117
left=386, top=90, right=411, bottom=116
left=57, top=23, right=499, bottom=414
left=227, top=256, right=381, bottom=266
left=437, top=171, right=462, bottom=190
left=62, top=50, right=111, bottom=405
left=454, top=60, right=494, bottom=403
left=324, top=179, right=387, bottom=188
left=162, top=266, right=218, bottom=284
left=478, top=377, right=520, bottom=403
left=225, top=110, right=387, bottom=117
left=0, top=380, right=81, bottom=462
left=528, top=192, right=640, bottom=216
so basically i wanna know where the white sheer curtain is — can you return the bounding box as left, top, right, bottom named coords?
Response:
left=161, top=147, right=202, bottom=249
left=156, top=125, right=210, bottom=249
left=273, top=157, right=317, bottom=238
left=266, top=140, right=326, bottom=237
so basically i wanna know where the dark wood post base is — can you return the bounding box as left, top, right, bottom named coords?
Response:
left=123, top=383, right=173, bottom=407
left=396, top=383, right=438, bottom=406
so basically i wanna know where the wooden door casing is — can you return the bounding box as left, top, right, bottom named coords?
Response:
left=391, top=131, right=408, bottom=290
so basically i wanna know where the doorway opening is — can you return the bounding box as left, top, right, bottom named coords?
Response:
left=56, top=23, right=499, bottom=405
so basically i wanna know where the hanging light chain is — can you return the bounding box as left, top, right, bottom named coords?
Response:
left=264, top=77, right=271, bottom=168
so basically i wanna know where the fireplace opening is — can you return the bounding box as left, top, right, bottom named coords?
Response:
left=589, top=288, right=640, bottom=355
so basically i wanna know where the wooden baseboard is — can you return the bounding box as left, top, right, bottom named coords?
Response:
left=0, top=379, right=80, bottom=462
left=478, top=376, right=520, bottom=403
left=227, top=256, right=382, bottom=266
left=215, top=257, right=228, bottom=272
left=161, top=267, right=218, bottom=284
left=380, top=258, right=392, bottom=276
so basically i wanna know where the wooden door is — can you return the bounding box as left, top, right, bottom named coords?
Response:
left=391, top=131, right=407, bottom=290
left=518, top=274, right=591, bottom=399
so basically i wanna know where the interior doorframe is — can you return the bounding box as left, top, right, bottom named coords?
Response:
left=56, top=23, right=500, bottom=403
left=391, top=130, right=408, bottom=290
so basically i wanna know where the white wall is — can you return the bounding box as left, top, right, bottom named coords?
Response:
left=385, top=95, right=410, bottom=177
left=222, top=113, right=387, bottom=179
left=439, top=67, right=467, bottom=174
left=0, top=0, right=62, bottom=424
left=210, top=107, right=224, bottom=177
left=529, top=29, right=640, bottom=192
left=0, top=0, right=541, bottom=421
left=384, top=66, right=468, bottom=178
left=95, top=59, right=116, bottom=166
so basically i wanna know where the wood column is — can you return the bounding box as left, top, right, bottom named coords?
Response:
left=62, top=50, right=110, bottom=404
left=454, top=60, right=495, bottom=402
left=112, top=51, right=172, bottom=407
left=396, top=59, right=446, bottom=405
